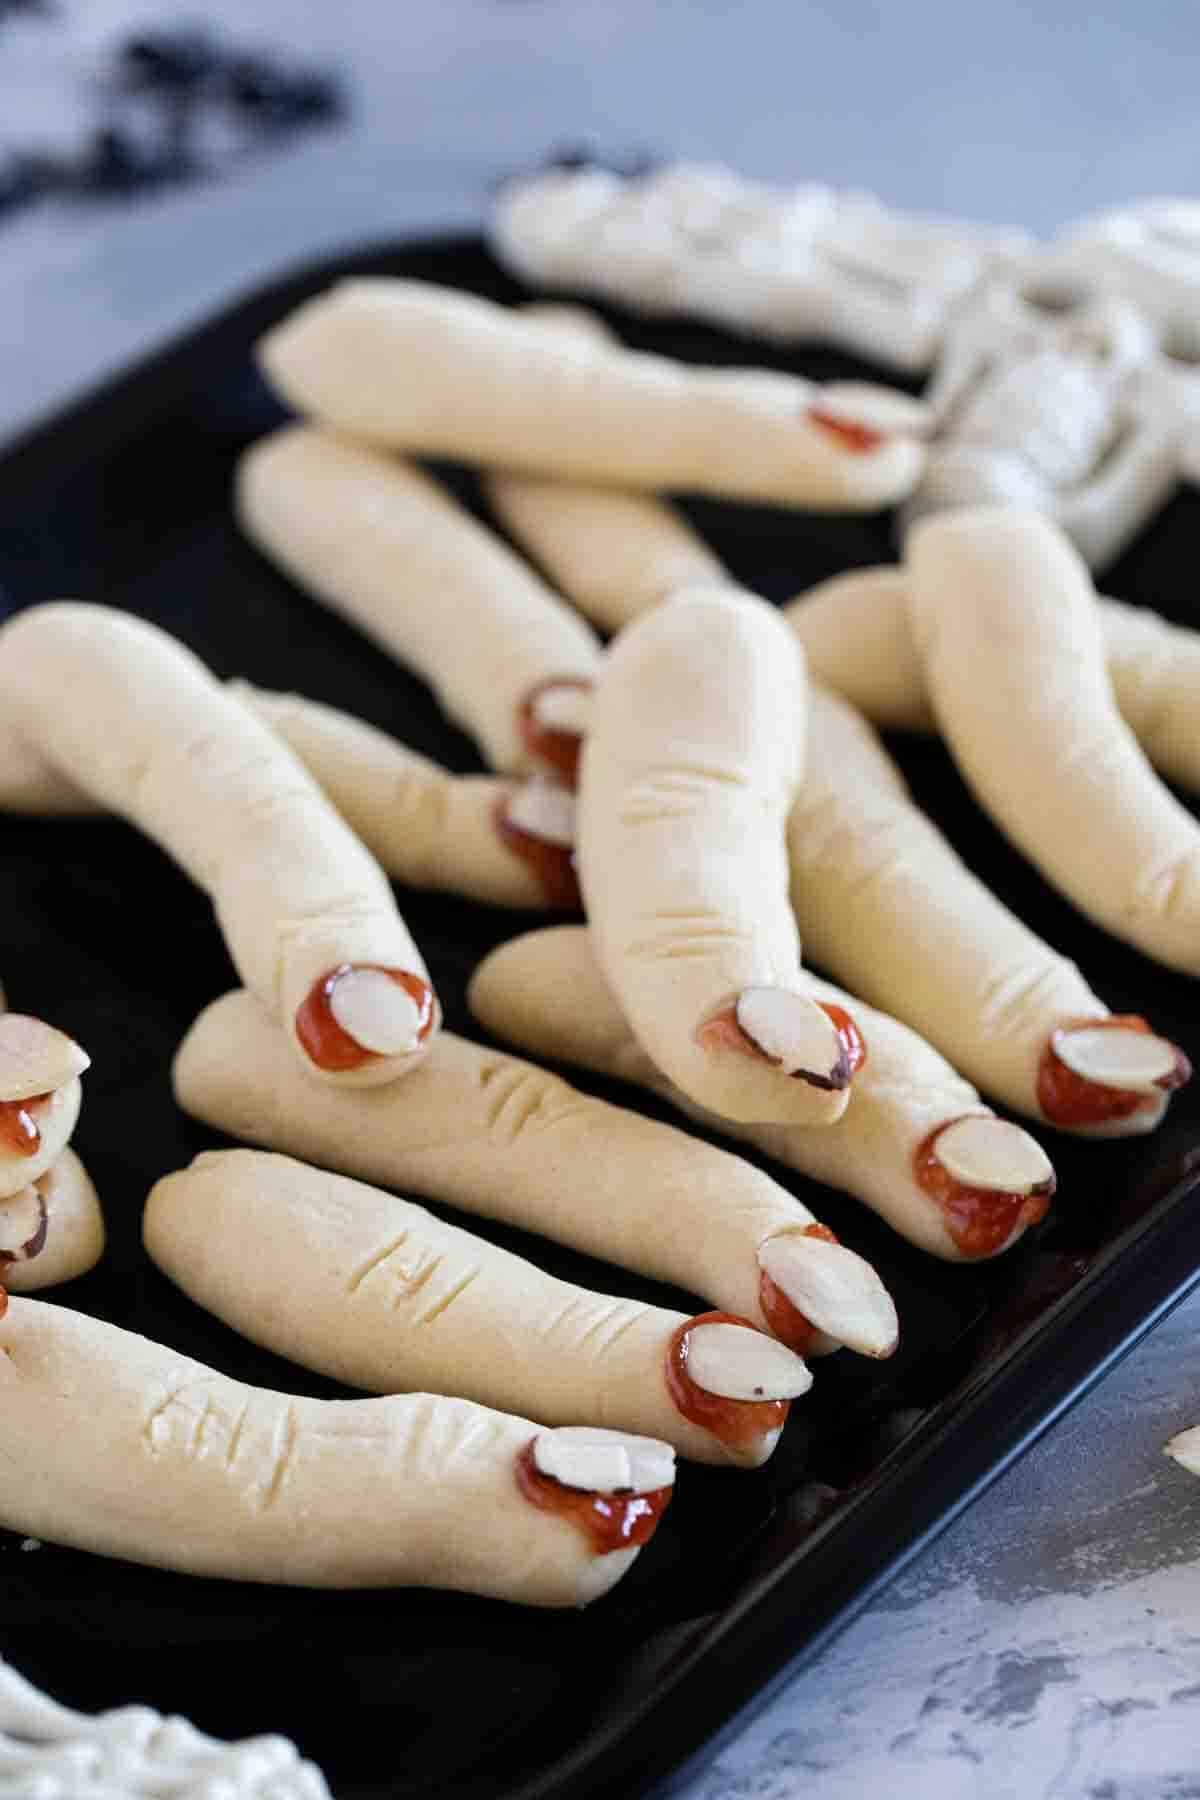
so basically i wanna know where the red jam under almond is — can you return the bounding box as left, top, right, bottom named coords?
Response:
left=514, top=1439, right=671, bottom=1555
left=0, top=1286, right=7, bottom=1320
left=493, top=796, right=582, bottom=911
left=0, top=1092, right=50, bottom=1158
left=665, top=1311, right=790, bottom=1450
left=806, top=404, right=887, bottom=455
left=1037, top=1016, right=1191, bottom=1128
left=516, top=678, right=593, bottom=788
left=758, top=1223, right=838, bottom=1354
left=294, top=966, right=436, bottom=1073
left=915, top=1119, right=1056, bottom=1258
left=698, top=1001, right=862, bottom=1090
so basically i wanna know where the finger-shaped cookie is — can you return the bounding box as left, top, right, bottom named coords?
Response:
left=579, top=585, right=857, bottom=1124
left=236, top=426, right=600, bottom=779
left=234, top=684, right=580, bottom=911
left=787, top=567, right=1200, bottom=788
left=469, top=926, right=1054, bottom=1264
left=794, top=685, right=1188, bottom=1135
left=0, top=1297, right=673, bottom=1605
left=256, top=278, right=924, bottom=510
left=0, top=603, right=438, bottom=1088
left=146, top=1149, right=812, bottom=1467
left=0, top=1013, right=87, bottom=1200
left=174, top=992, right=880, bottom=1357
left=908, top=509, right=1200, bottom=976
left=3, top=1151, right=104, bottom=1292
left=483, top=306, right=729, bottom=632
left=0, top=1011, right=103, bottom=1289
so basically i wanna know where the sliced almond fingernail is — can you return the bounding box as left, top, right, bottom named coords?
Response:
left=518, top=677, right=595, bottom=785
left=758, top=1233, right=899, bottom=1359
left=1165, top=1426, right=1200, bottom=1476
left=329, top=969, right=426, bottom=1056
left=0, top=1015, right=89, bottom=1102
left=533, top=1426, right=676, bottom=1494
left=684, top=1320, right=813, bottom=1401
left=0, top=1184, right=47, bottom=1263
left=530, top=683, right=594, bottom=738
left=1055, top=1026, right=1185, bottom=1093
left=933, top=1116, right=1054, bottom=1194
left=504, top=777, right=576, bottom=847
left=734, top=987, right=850, bottom=1089
left=296, top=964, right=437, bottom=1072
left=817, top=383, right=932, bottom=436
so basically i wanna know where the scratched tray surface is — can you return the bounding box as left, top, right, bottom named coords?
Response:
left=3, top=237, right=1200, bottom=1800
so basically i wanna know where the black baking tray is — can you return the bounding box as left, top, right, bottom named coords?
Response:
left=4, top=234, right=1200, bottom=1800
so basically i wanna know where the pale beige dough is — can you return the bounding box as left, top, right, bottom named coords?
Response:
left=467, top=926, right=1053, bottom=1261
left=483, top=306, right=729, bottom=631
left=0, top=1296, right=657, bottom=1605
left=907, top=508, right=1200, bottom=974
left=791, top=684, right=1137, bottom=1130
left=173, top=991, right=844, bottom=1336
left=145, top=1147, right=790, bottom=1466
left=256, top=277, right=925, bottom=511
left=236, top=426, right=599, bottom=774
left=578, top=584, right=850, bottom=1126
left=233, top=685, right=555, bottom=908
left=785, top=566, right=1200, bottom=790
left=0, top=603, right=435, bottom=1088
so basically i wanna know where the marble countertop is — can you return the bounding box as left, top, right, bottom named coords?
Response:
left=4, top=4, right=1200, bottom=1796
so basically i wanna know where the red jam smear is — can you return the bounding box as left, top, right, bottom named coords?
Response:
left=0, top=1286, right=7, bottom=1320
left=914, top=1117, right=1056, bottom=1258
left=697, top=1001, right=861, bottom=1090
left=1037, top=1015, right=1191, bottom=1128
left=514, top=1439, right=672, bottom=1555
left=516, top=678, right=593, bottom=788
left=758, top=1223, right=839, bottom=1354
left=665, top=1310, right=790, bottom=1449
left=0, top=1092, right=50, bottom=1159
left=493, top=795, right=582, bottom=912
left=821, top=1003, right=866, bottom=1077
left=806, top=404, right=887, bottom=455
left=294, top=966, right=436, bottom=1073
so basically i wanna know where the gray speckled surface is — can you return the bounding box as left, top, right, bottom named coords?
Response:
left=4, top=4, right=1200, bottom=1795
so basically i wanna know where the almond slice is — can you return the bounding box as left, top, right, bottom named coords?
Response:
left=932, top=1116, right=1054, bottom=1193
left=531, top=683, right=594, bottom=737
left=0, top=1015, right=89, bottom=1103
left=684, top=1320, right=812, bottom=1401
left=1055, top=1026, right=1180, bottom=1093
left=505, top=778, right=577, bottom=847
left=327, top=970, right=425, bottom=1057
left=734, top=988, right=848, bottom=1087
left=758, top=1233, right=899, bottom=1358
left=533, top=1426, right=675, bottom=1494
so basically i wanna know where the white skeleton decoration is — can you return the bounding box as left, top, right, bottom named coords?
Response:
left=491, top=160, right=1030, bottom=373
left=0, top=1655, right=331, bottom=1798
left=899, top=274, right=1200, bottom=570
left=1041, top=197, right=1200, bottom=352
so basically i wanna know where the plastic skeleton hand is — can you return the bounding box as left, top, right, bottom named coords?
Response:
left=0, top=1009, right=102, bottom=1291
left=490, top=159, right=1030, bottom=374
left=902, top=277, right=1200, bottom=570
left=0, top=1654, right=333, bottom=1799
